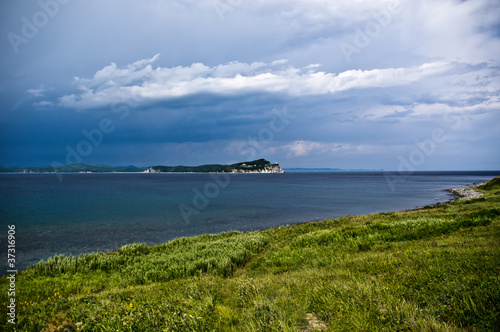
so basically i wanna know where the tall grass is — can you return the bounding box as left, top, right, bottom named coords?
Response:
left=33, top=231, right=267, bottom=282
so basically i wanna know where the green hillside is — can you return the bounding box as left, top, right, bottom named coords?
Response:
left=1, top=178, right=499, bottom=331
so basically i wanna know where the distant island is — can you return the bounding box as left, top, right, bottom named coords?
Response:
left=145, top=159, right=284, bottom=173
left=0, top=159, right=285, bottom=174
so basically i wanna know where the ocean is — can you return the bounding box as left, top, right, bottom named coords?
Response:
left=0, top=171, right=498, bottom=271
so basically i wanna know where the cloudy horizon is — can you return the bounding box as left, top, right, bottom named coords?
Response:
left=1, top=0, right=499, bottom=170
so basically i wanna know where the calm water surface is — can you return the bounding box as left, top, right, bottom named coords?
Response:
left=0, top=171, right=497, bottom=270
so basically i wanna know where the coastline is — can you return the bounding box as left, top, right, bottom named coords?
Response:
left=447, top=179, right=492, bottom=200
left=3, top=173, right=498, bottom=274
left=1, top=176, right=499, bottom=330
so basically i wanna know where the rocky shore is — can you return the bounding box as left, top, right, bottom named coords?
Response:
left=448, top=181, right=490, bottom=200
left=230, top=163, right=284, bottom=173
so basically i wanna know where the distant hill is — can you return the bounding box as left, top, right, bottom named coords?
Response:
left=0, top=159, right=284, bottom=174
left=0, top=163, right=146, bottom=173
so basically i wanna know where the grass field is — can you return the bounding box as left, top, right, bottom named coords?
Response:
left=1, top=177, right=499, bottom=331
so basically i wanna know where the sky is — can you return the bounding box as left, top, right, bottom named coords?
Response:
left=0, top=0, right=499, bottom=170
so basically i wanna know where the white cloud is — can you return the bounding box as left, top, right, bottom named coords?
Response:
left=33, top=100, right=53, bottom=109
left=359, top=98, right=500, bottom=124
left=250, top=0, right=403, bottom=27
left=75, top=53, right=160, bottom=89
left=398, top=0, right=500, bottom=62
left=282, top=140, right=353, bottom=157
left=27, top=87, right=45, bottom=97
left=57, top=55, right=463, bottom=109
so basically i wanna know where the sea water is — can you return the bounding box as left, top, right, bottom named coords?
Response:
left=0, top=171, right=497, bottom=271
